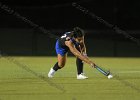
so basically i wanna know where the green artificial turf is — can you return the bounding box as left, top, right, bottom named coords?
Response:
left=0, top=57, right=140, bottom=100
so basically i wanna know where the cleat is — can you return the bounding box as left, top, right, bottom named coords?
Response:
left=48, top=68, right=56, bottom=78
left=77, top=73, right=88, bottom=79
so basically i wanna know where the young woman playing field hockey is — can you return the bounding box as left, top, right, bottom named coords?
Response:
left=48, top=27, right=96, bottom=79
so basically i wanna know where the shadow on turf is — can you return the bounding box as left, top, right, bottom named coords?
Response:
left=0, top=51, right=66, bottom=93
left=113, top=74, right=140, bottom=93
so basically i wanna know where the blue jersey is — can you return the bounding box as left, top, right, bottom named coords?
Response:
left=55, top=32, right=80, bottom=56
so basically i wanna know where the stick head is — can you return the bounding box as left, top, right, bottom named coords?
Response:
left=106, top=70, right=110, bottom=76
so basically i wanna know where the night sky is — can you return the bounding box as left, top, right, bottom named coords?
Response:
left=0, top=0, right=140, bottom=30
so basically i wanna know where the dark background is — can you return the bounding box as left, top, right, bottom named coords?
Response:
left=0, top=0, right=140, bottom=57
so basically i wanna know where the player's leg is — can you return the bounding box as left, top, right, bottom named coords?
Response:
left=75, top=44, right=83, bottom=74
left=48, top=54, right=67, bottom=78
left=54, top=54, right=67, bottom=70
left=76, top=57, right=88, bottom=79
left=76, top=45, right=88, bottom=79
left=76, top=57, right=83, bottom=74
left=48, top=40, right=68, bottom=78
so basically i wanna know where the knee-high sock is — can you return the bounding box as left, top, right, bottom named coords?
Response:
left=76, top=58, right=83, bottom=75
left=53, top=62, right=61, bottom=71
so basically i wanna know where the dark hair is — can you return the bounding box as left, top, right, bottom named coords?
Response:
left=73, top=27, right=85, bottom=38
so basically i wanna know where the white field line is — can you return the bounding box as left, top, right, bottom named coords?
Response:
left=116, top=71, right=140, bottom=73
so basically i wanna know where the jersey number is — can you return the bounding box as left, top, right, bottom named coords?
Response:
left=61, top=34, right=67, bottom=38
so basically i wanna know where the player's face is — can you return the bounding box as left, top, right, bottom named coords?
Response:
left=75, top=36, right=84, bottom=44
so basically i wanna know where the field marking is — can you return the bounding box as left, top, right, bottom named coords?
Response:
left=57, top=70, right=140, bottom=74
left=117, top=71, right=140, bottom=73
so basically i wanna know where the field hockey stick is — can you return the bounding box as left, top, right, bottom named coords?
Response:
left=94, top=65, right=110, bottom=76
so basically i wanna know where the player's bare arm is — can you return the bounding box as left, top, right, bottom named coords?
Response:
left=81, top=36, right=87, bottom=54
left=77, top=36, right=86, bottom=54
left=65, top=40, right=95, bottom=67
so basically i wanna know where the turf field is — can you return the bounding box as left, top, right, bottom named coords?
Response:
left=0, top=56, right=140, bottom=100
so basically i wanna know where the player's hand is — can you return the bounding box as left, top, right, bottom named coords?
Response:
left=82, top=53, right=88, bottom=63
left=83, top=53, right=87, bottom=57
left=90, top=63, right=96, bottom=68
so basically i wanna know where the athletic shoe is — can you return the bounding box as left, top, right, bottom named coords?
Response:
left=77, top=73, right=88, bottom=79
left=48, top=68, right=56, bottom=78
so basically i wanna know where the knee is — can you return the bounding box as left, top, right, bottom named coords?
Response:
left=58, top=63, right=65, bottom=68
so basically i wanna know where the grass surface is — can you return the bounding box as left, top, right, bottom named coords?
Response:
left=0, top=56, right=140, bottom=100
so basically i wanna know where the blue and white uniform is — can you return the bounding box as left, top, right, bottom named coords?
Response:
left=55, top=32, right=80, bottom=56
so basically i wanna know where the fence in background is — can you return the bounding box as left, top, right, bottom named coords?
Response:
left=0, top=28, right=140, bottom=57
